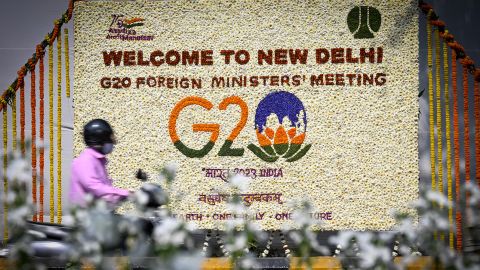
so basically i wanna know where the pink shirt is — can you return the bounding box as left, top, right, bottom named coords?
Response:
left=69, top=148, right=129, bottom=206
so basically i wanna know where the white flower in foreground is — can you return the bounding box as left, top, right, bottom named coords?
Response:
left=6, top=156, right=30, bottom=183
left=226, top=234, right=247, bottom=252
left=229, top=174, right=250, bottom=192
left=153, top=217, right=195, bottom=246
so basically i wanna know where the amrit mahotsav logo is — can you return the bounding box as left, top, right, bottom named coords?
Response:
left=107, top=14, right=154, bottom=41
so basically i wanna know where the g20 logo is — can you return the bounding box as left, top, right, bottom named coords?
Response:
left=168, top=91, right=311, bottom=163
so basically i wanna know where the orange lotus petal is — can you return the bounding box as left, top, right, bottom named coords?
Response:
left=290, top=133, right=305, bottom=144
left=274, top=126, right=288, bottom=145
left=256, top=130, right=272, bottom=146
left=287, top=127, right=296, bottom=139
left=265, top=127, right=275, bottom=139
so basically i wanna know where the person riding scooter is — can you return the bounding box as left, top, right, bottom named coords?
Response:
left=69, top=119, right=131, bottom=207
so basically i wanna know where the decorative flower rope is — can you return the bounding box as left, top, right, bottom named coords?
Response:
left=260, top=231, right=274, bottom=257
left=434, top=29, right=446, bottom=241
left=30, top=61, right=38, bottom=222
left=3, top=105, right=8, bottom=243
left=38, top=45, right=45, bottom=222
left=475, top=71, right=480, bottom=188
left=434, top=29, right=443, bottom=207
left=333, top=244, right=342, bottom=257
left=56, top=31, right=63, bottom=224
left=0, top=0, right=77, bottom=109
left=12, top=101, right=17, bottom=153
left=49, top=44, right=55, bottom=224
left=392, top=240, right=399, bottom=257
left=420, top=1, right=480, bottom=251
left=279, top=232, right=291, bottom=258
left=202, top=230, right=212, bottom=255
left=451, top=50, right=462, bottom=251
left=215, top=230, right=228, bottom=256
left=461, top=57, right=473, bottom=209
left=442, top=37, right=454, bottom=250
left=420, top=2, right=479, bottom=79
left=64, top=28, right=71, bottom=98
left=18, top=67, right=26, bottom=156
left=427, top=20, right=436, bottom=199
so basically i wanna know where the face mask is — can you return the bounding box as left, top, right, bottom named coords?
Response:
left=101, top=143, right=114, bottom=154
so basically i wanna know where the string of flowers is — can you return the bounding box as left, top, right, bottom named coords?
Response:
left=434, top=29, right=443, bottom=214
left=49, top=43, right=55, bottom=224
left=441, top=35, right=454, bottom=250
left=12, top=97, right=16, bottom=151
left=56, top=30, right=63, bottom=224
left=426, top=19, right=436, bottom=202
left=18, top=67, right=26, bottom=156
left=461, top=57, right=474, bottom=208
left=37, top=45, right=45, bottom=222
left=3, top=104, right=8, bottom=243
left=420, top=1, right=480, bottom=251
left=0, top=0, right=76, bottom=109
left=0, top=1, right=75, bottom=226
left=420, top=2, right=480, bottom=79
left=451, top=50, right=462, bottom=251
left=30, top=61, right=38, bottom=222
left=475, top=70, right=480, bottom=188
left=64, top=28, right=71, bottom=98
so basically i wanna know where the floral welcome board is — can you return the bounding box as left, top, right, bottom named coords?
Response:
left=74, top=0, right=418, bottom=230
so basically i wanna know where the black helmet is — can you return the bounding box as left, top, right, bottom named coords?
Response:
left=83, top=119, right=116, bottom=146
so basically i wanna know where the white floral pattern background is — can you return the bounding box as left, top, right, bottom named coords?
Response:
left=74, top=0, right=419, bottom=230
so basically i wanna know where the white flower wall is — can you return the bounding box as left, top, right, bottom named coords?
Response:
left=74, top=0, right=418, bottom=230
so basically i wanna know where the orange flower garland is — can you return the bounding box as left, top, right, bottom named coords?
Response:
left=12, top=95, right=16, bottom=151
left=49, top=43, right=54, bottom=223
left=30, top=61, right=38, bottom=222
left=461, top=57, right=473, bottom=209
left=475, top=70, right=480, bottom=186
left=18, top=67, right=26, bottom=156
left=37, top=45, right=45, bottom=222
left=451, top=50, right=462, bottom=251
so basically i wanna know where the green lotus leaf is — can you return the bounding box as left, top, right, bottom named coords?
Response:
left=286, top=144, right=312, bottom=162
left=283, top=144, right=301, bottom=159
left=248, top=144, right=278, bottom=163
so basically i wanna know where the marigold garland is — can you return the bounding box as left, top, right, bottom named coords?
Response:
left=3, top=105, right=8, bottom=243
left=475, top=73, right=480, bottom=185
left=0, top=0, right=77, bottom=110
left=427, top=21, right=436, bottom=198
left=435, top=29, right=446, bottom=242
left=451, top=50, right=462, bottom=251
left=38, top=47, right=45, bottom=222
left=434, top=29, right=443, bottom=206
left=12, top=97, right=16, bottom=151
left=49, top=44, right=55, bottom=224
left=18, top=68, right=26, bottom=156
left=57, top=32, right=63, bottom=224
left=30, top=63, right=38, bottom=222
left=461, top=58, right=472, bottom=210
left=443, top=40, right=453, bottom=250
left=64, top=28, right=71, bottom=98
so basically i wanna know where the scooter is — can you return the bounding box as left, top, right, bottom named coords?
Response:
left=0, top=169, right=165, bottom=267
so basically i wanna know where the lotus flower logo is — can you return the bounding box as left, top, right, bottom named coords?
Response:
left=248, top=91, right=311, bottom=162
